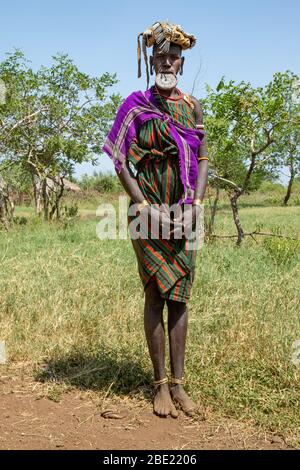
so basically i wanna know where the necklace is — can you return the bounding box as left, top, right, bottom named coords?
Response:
left=154, top=85, right=183, bottom=101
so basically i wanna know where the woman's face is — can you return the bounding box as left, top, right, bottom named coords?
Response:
left=152, top=44, right=183, bottom=77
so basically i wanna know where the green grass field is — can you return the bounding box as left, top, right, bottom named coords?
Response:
left=1, top=193, right=300, bottom=445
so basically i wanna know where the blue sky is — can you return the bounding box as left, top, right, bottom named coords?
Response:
left=1, top=0, right=299, bottom=177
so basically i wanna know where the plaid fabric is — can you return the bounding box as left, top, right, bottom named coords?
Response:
left=102, top=87, right=205, bottom=205
left=127, top=93, right=198, bottom=302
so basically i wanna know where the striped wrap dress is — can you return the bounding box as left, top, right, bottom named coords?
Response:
left=127, top=89, right=200, bottom=303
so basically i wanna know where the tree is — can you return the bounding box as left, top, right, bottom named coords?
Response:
left=0, top=49, right=121, bottom=220
left=264, top=74, right=300, bottom=205
left=283, top=130, right=300, bottom=206
left=204, top=71, right=298, bottom=244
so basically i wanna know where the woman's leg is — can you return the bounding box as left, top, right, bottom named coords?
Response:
left=167, top=299, right=196, bottom=415
left=144, top=280, right=178, bottom=418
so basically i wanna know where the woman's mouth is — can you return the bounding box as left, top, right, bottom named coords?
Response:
left=155, top=72, right=178, bottom=90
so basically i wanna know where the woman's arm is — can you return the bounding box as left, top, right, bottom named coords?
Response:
left=191, top=96, right=209, bottom=202
left=194, top=159, right=208, bottom=201
left=117, top=160, right=177, bottom=237
left=174, top=96, right=208, bottom=235
left=116, top=161, right=147, bottom=204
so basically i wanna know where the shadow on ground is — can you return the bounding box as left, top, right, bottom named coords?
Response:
left=34, top=347, right=153, bottom=400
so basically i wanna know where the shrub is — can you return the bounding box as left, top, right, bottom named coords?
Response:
left=78, top=172, right=122, bottom=194
left=13, top=216, right=28, bottom=226
left=263, top=236, right=300, bottom=266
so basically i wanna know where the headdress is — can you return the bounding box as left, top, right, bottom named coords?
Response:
left=137, top=21, right=196, bottom=89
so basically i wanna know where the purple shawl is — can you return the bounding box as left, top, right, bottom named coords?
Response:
left=102, top=87, right=205, bottom=205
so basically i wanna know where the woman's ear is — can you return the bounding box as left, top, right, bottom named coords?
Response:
left=150, top=56, right=154, bottom=75
left=179, top=56, right=185, bottom=75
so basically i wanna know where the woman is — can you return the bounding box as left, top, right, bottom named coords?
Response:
left=103, top=21, right=208, bottom=418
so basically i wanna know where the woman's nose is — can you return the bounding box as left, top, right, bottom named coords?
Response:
left=163, top=57, right=171, bottom=67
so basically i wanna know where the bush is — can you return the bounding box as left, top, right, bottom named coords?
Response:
left=259, top=181, right=286, bottom=194
left=78, top=172, right=122, bottom=194
left=263, top=236, right=300, bottom=266
left=58, top=204, right=79, bottom=229
left=13, top=216, right=28, bottom=226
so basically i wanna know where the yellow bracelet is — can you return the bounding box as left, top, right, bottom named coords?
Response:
left=136, top=199, right=149, bottom=212
left=192, top=198, right=203, bottom=207
left=197, top=156, right=209, bottom=161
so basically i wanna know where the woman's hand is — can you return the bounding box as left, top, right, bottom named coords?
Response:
left=137, top=203, right=183, bottom=240
left=160, top=203, right=184, bottom=239
left=171, top=203, right=203, bottom=239
left=191, top=204, right=202, bottom=230
left=132, top=202, right=203, bottom=241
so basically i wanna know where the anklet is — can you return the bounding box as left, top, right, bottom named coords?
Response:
left=154, top=377, right=168, bottom=386
left=170, top=377, right=185, bottom=385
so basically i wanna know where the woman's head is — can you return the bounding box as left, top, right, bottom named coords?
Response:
left=137, top=21, right=196, bottom=89
left=151, top=43, right=184, bottom=76
left=150, top=43, right=185, bottom=91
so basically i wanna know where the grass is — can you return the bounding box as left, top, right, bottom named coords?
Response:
left=1, top=193, right=300, bottom=445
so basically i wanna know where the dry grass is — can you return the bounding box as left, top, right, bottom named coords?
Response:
left=1, top=194, right=300, bottom=445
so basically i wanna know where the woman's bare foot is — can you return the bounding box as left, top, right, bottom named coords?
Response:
left=170, top=384, right=197, bottom=416
left=153, top=384, right=179, bottom=418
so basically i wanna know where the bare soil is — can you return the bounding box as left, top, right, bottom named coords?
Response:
left=0, top=365, right=291, bottom=450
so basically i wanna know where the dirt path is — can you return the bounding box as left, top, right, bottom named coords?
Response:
left=0, top=368, right=290, bottom=450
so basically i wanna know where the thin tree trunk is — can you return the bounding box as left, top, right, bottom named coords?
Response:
left=0, top=188, right=9, bottom=228
left=32, top=174, right=44, bottom=216
left=42, top=179, right=49, bottom=220
left=0, top=176, right=14, bottom=228
left=18, top=191, right=24, bottom=206
left=230, top=190, right=244, bottom=246
left=49, top=177, right=64, bottom=220
left=6, top=194, right=14, bottom=221
left=228, top=148, right=257, bottom=245
left=207, top=186, right=220, bottom=239
left=283, top=164, right=295, bottom=206
left=55, top=177, right=65, bottom=220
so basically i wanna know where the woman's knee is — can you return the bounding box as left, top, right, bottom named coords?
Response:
left=145, top=282, right=165, bottom=311
left=166, top=299, right=187, bottom=316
